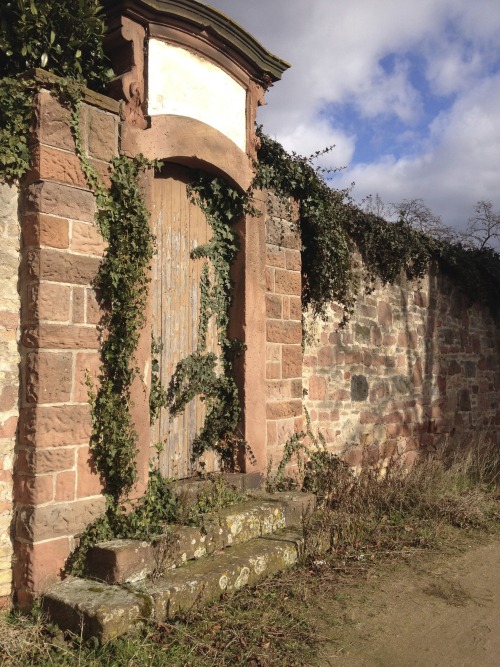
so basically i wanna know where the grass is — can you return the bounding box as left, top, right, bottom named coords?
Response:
left=1, top=433, right=498, bottom=667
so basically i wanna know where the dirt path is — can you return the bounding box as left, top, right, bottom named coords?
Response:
left=311, top=535, right=500, bottom=667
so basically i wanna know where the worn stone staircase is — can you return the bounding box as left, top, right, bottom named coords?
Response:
left=42, top=490, right=315, bottom=642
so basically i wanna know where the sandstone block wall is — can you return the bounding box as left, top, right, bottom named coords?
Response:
left=11, top=90, right=119, bottom=606
left=0, top=182, right=21, bottom=601
left=303, top=269, right=500, bottom=467
left=264, top=198, right=303, bottom=470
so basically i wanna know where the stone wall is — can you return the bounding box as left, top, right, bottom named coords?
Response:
left=0, top=182, right=21, bottom=601
left=264, top=198, right=304, bottom=470
left=11, top=90, right=119, bottom=606
left=303, top=269, right=500, bottom=467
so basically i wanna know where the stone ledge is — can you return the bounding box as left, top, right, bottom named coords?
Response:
left=84, top=492, right=313, bottom=586
left=43, top=529, right=303, bottom=642
left=42, top=576, right=149, bottom=642
left=86, top=495, right=302, bottom=584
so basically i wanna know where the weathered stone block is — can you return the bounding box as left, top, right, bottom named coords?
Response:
left=309, top=375, right=327, bottom=401
left=16, top=447, right=76, bottom=475
left=71, top=221, right=106, bottom=255
left=85, top=105, right=119, bottom=162
left=16, top=496, right=106, bottom=541
left=266, top=245, right=286, bottom=268
left=274, top=269, right=301, bottom=296
left=42, top=576, right=148, bottom=642
left=266, top=343, right=281, bottom=362
left=282, top=345, right=302, bottom=378
left=28, top=145, right=87, bottom=189
left=139, top=531, right=302, bottom=622
left=22, top=213, right=70, bottom=249
left=265, top=294, right=282, bottom=318
left=22, top=323, right=100, bottom=349
left=35, top=91, right=74, bottom=151
left=285, top=249, right=301, bottom=271
left=15, top=474, right=54, bottom=505
left=26, top=351, right=72, bottom=404
left=266, top=320, right=301, bottom=344
left=27, top=283, right=71, bottom=322
left=87, top=539, right=154, bottom=585
left=76, top=446, right=102, bottom=498
left=0, top=380, right=17, bottom=412
left=55, top=470, right=76, bottom=502
left=0, top=416, right=17, bottom=439
left=266, top=362, right=281, bottom=379
left=25, top=181, right=95, bottom=223
left=38, top=248, right=101, bottom=285
left=19, top=405, right=92, bottom=448
left=15, top=537, right=70, bottom=594
left=266, top=400, right=302, bottom=419
left=252, top=492, right=316, bottom=527
left=377, top=301, right=392, bottom=327
left=266, top=218, right=301, bottom=249
left=267, top=380, right=291, bottom=401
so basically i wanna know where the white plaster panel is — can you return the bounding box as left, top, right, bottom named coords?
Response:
left=148, top=39, right=247, bottom=151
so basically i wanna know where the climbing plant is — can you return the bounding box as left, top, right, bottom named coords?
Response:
left=0, top=0, right=168, bottom=507
left=255, top=127, right=356, bottom=321
left=255, top=128, right=500, bottom=319
left=0, top=0, right=111, bottom=183
left=166, top=173, right=252, bottom=469
left=87, top=154, right=158, bottom=502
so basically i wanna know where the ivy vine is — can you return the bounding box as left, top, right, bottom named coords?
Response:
left=255, top=128, right=500, bottom=320
left=166, top=173, right=251, bottom=469
left=87, top=154, right=159, bottom=502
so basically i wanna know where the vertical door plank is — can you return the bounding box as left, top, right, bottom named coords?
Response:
left=152, top=165, right=220, bottom=479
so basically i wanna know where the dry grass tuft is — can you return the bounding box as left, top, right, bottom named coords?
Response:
left=301, top=432, right=500, bottom=560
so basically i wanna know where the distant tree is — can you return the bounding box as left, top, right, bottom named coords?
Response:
left=361, top=193, right=391, bottom=219
left=463, top=200, right=500, bottom=250
left=361, top=195, right=500, bottom=251
left=361, top=195, right=459, bottom=243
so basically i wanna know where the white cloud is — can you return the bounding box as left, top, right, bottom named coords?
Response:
left=336, top=74, right=500, bottom=228
left=203, top=0, right=500, bottom=228
left=272, top=119, right=356, bottom=169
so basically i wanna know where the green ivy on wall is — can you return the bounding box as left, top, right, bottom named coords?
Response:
left=166, top=173, right=252, bottom=469
left=88, top=155, right=158, bottom=502
left=255, top=128, right=500, bottom=320
left=1, top=0, right=499, bottom=554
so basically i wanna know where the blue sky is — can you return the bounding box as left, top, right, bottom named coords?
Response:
left=203, top=0, right=500, bottom=234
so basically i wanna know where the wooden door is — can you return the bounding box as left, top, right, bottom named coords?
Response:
left=151, top=164, right=219, bottom=478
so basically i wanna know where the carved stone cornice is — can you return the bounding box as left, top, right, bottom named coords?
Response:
left=104, top=0, right=290, bottom=86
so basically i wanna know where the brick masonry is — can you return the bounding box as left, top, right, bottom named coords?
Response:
left=303, top=267, right=500, bottom=468
left=10, top=90, right=119, bottom=606
left=0, top=182, right=21, bottom=600
left=264, top=197, right=304, bottom=471
left=2, top=91, right=499, bottom=608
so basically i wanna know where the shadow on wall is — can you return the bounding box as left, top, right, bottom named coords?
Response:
left=302, top=263, right=500, bottom=467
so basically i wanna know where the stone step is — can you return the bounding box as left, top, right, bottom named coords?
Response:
left=42, top=529, right=304, bottom=643
left=85, top=492, right=314, bottom=585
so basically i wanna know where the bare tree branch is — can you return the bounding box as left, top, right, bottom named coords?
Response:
left=463, top=200, right=500, bottom=250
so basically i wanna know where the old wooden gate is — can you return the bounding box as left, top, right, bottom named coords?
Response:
left=151, top=164, right=219, bottom=478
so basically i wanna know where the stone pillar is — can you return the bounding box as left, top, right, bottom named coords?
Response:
left=12, top=90, right=119, bottom=606
left=0, top=182, right=21, bottom=605
left=263, top=194, right=303, bottom=471
left=231, top=194, right=268, bottom=472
